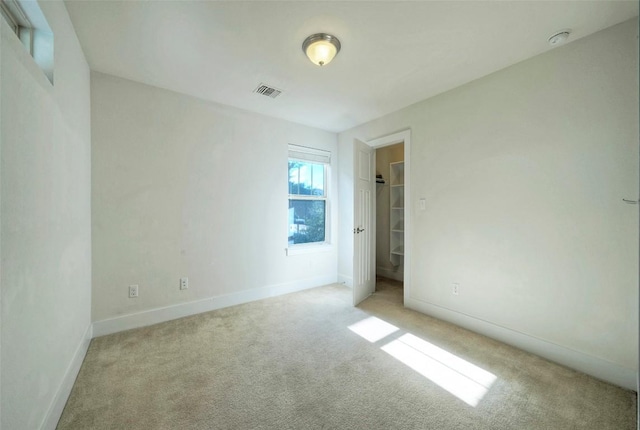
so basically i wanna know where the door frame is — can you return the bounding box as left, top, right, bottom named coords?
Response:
left=364, top=129, right=411, bottom=305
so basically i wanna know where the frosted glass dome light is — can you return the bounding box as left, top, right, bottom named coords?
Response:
left=303, top=33, right=341, bottom=66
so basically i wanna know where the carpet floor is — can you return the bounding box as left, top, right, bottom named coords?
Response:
left=57, top=279, right=637, bottom=429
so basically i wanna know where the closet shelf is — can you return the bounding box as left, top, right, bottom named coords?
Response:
left=391, top=246, right=404, bottom=256
left=389, top=161, right=405, bottom=266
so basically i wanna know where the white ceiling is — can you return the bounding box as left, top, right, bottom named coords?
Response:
left=64, top=1, right=638, bottom=133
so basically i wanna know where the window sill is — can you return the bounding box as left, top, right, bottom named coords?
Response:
left=286, top=243, right=333, bottom=256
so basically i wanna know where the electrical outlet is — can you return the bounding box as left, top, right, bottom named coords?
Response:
left=129, top=285, right=139, bottom=298
left=452, top=283, right=459, bottom=296
left=180, top=277, right=188, bottom=290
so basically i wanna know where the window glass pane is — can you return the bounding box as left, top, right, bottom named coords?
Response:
left=288, top=161, right=298, bottom=195
left=288, top=160, right=324, bottom=196
left=311, top=163, right=324, bottom=195
left=288, top=199, right=326, bottom=244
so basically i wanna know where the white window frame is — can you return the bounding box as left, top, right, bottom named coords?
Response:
left=1, top=0, right=33, bottom=54
left=0, top=0, right=54, bottom=84
left=286, top=144, right=332, bottom=255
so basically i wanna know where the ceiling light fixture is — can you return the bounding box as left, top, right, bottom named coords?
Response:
left=302, top=33, right=341, bottom=66
left=548, top=29, right=572, bottom=46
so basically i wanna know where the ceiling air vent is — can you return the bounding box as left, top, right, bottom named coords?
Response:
left=254, top=83, right=282, bottom=99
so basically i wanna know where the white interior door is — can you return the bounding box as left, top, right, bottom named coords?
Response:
left=353, top=139, right=375, bottom=306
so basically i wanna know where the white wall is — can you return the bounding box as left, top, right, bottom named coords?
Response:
left=375, top=144, right=404, bottom=281
left=1, top=2, right=92, bottom=429
left=338, top=19, right=639, bottom=388
left=91, top=73, right=338, bottom=332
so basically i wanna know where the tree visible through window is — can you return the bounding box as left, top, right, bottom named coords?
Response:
left=288, top=158, right=327, bottom=245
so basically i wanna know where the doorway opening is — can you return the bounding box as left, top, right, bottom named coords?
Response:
left=352, top=129, right=410, bottom=307
left=375, top=143, right=404, bottom=295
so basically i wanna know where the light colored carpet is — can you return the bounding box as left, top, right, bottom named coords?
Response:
left=57, top=280, right=636, bottom=429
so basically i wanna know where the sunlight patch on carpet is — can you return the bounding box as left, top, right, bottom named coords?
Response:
left=348, top=316, right=497, bottom=407
left=382, top=333, right=497, bottom=407
left=348, top=316, right=400, bottom=343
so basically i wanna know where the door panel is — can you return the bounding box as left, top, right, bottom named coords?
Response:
left=353, top=139, right=375, bottom=306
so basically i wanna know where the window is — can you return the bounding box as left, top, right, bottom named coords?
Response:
left=1, top=0, right=54, bottom=84
left=0, top=0, right=24, bottom=37
left=288, top=145, right=331, bottom=246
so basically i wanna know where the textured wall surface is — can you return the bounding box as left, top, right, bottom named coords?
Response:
left=91, top=72, right=338, bottom=323
left=338, top=19, right=639, bottom=383
left=0, top=2, right=92, bottom=428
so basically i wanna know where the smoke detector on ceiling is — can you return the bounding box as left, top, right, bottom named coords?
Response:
left=548, top=29, right=572, bottom=46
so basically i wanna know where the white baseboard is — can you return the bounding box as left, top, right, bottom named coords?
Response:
left=376, top=266, right=403, bottom=282
left=41, top=323, right=93, bottom=430
left=338, top=273, right=353, bottom=288
left=406, top=296, right=636, bottom=391
left=92, top=275, right=337, bottom=338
